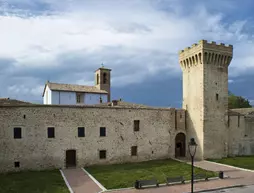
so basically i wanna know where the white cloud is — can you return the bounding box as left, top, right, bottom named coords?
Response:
left=7, top=84, right=44, bottom=96
left=0, top=4, right=248, bottom=65
left=0, top=0, right=254, bottom=101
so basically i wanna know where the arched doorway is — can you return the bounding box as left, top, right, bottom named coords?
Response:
left=66, top=150, right=76, bottom=168
left=175, top=133, right=186, bottom=157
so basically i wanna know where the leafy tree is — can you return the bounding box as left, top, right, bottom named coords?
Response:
left=228, top=91, right=252, bottom=109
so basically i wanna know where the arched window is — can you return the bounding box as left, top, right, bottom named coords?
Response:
left=103, top=73, right=107, bottom=84
left=97, top=74, right=99, bottom=84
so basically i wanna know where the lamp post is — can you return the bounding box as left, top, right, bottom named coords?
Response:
left=188, top=138, right=197, bottom=193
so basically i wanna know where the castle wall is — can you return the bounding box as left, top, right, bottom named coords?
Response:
left=0, top=105, right=185, bottom=173
left=228, top=111, right=254, bottom=156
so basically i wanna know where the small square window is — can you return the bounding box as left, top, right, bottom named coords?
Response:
left=48, top=127, right=55, bottom=138
left=99, top=150, right=106, bottom=159
left=131, top=146, right=137, bottom=156
left=14, top=161, right=20, bottom=168
left=78, top=127, right=85, bottom=137
left=100, top=127, right=106, bottom=137
left=216, top=93, right=219, bottom=101
left=134, top=120, right=140, bottom=131
left=14, top=127, right=22, bottom=139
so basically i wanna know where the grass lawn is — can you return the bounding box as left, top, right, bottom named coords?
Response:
left=85, top=159, right=217, bottom=189
left=0, top=170, right=69, bottom=193
left=208, top=156, right=254, bottom=170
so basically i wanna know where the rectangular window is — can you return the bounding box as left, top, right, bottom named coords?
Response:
left=100, top=127, right=106, bottom=137
left=14, top=127, right=21, bottom=139
left=131, top=146, right=137, bottom=156
left=99, top=150, right=106, bottom=159
left=47, top=127, right=55, bottom=138
left=14, top=161, right=20, bottom=168
left=76, top=93, right=81, bottom=103
left=216, top=93, right=219, bottom=101
left=78, top=127, right=85, bottom=137
left=134, top=120, right=140, bottom=131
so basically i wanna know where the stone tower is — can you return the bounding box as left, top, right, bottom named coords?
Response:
left=95, top=66, right=111, bottom=102
left=179, top=40, right=233, bottom=160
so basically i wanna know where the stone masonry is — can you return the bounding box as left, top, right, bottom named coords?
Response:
left=179, top=40, right=233, bottom=160
left=0, top=40, right=254, bottom=173
left=0, top=104, right=185, bottom=173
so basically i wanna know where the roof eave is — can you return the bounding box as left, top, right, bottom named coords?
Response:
left=50, top=89, right=108, bottom=94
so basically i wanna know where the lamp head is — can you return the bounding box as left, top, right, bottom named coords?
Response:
left=188, top=138, right=197, bottom=157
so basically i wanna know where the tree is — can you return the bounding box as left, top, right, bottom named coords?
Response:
left=228, top=92, right=252, bottom=109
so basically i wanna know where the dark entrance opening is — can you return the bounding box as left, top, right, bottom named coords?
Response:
left=66, top=150, right=76, bottom=168
left=175, top=133, right=186, bottom=157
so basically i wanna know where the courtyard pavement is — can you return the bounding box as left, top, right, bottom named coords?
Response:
left=200, top=185, right=254, bottom=193
left=190, top=160, right=254, bottom=186
left=62, top=160, right=254, bottom=193
left=62, top=168, right=102, bottom=193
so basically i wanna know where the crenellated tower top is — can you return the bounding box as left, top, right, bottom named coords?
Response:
left=179, top=40, right=233, bottom=69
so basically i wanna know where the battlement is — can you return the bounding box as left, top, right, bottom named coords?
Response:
left=179, top=40, right=233, bottom=55
left=179, top=40, right=233, bottom=69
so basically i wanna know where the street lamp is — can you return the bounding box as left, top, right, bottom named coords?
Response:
left=188, top=138, right=197, bottom=193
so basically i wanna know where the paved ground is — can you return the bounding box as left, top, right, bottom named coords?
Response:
left=105, top=179, right=243, bottom=193
left=62, top=168, right=102, bottom=193
left=202, top=185, right=254, bottom=193
left=61, top=160, right=254, bottom=193
left=191, top=160, right=254, bottom=186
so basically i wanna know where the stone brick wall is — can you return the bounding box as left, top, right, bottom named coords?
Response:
left=0, top=105, right=185, bottom=173
left=203, top=63, right=229, bottom=159
left=179, top=40, right=233, bottom=160
left=182, top=64, right=204, bottom=160
left=228, top=111, right=254, bottom=156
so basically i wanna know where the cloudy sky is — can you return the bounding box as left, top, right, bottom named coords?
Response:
left=0, top=0, right=254, bottom=107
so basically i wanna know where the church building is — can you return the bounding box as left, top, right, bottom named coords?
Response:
left=42, top=66, right=111, bottom=105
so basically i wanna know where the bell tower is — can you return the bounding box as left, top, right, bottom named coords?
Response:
left=179, top=40, right=233, bottom=159
left=95, top=64, right=111, bottom=102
